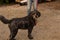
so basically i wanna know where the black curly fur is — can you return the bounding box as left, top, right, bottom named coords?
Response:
left=0, top=10, right=41, bottom=40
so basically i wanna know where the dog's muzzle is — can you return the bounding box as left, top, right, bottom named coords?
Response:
left=35, top=10, right=41, bottom=18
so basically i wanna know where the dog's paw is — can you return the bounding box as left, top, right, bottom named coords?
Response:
left=28, top=35, right=33, bottom=39
left=9, top=39, right=16, bottom=40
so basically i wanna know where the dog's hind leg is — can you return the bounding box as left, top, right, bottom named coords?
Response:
left=9, top=29, right=18, bottom=40
left=28, top=27, right=33, bottom=39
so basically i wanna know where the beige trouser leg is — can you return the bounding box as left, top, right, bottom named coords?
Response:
left=27, top=0, right=37, bottom=14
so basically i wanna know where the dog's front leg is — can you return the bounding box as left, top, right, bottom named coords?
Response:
left=28, top=27, right=33, bottom=39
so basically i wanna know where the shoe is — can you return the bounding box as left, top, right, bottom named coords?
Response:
left=19, top=2, right=27, bottom=6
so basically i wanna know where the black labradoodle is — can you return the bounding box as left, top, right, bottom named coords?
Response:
left=0, top=10, right=41, bottom=40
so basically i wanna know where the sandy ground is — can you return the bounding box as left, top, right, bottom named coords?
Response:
left=0, top=0, right=60, bottom=40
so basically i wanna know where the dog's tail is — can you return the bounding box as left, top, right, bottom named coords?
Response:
left=0, top=15, right=12, bottom=24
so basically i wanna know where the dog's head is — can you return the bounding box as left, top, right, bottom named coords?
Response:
left=29, top=10, right=41, bottom=18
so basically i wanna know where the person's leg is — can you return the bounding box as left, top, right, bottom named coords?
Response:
left=33, top=0, right=38, bottom=11
left=27, top=0, right=32, bottom=15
